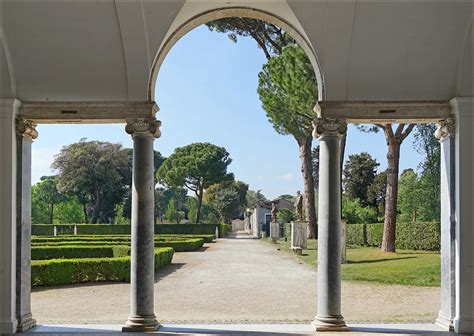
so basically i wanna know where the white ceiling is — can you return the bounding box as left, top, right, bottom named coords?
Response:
left=0, top=0, right=472, bottom=103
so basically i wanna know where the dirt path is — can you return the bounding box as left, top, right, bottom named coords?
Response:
left=32, top=233, right=440, bottom=324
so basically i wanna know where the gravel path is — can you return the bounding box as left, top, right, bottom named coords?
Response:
left=31, top=233, right=440, bottom=324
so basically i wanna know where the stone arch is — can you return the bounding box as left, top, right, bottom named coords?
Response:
left=148, top=6, right=325, bottom=102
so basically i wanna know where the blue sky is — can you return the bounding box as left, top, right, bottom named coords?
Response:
left=32, top=25, right=424, bottom=199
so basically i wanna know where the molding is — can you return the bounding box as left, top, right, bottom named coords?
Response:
left=18, top=101, right=158, bottom=124
left=0, top=98, right=20, bottom=118
left=319, top=101, right=452, bottom=123
left=450, top=97, right=474, bottom=118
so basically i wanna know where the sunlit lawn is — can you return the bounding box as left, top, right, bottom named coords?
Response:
left=265, top=238, right=440, bottom=287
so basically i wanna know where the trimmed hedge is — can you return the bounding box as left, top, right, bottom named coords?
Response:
left=31, top=237, right=205, bottom=252
left=31, top=247, right=174, bottom=286
left=346, top=222, right=440, bottom=251
left=32, top=224, right=227, bottom=236
left=31, top=245, right=130, bottom=260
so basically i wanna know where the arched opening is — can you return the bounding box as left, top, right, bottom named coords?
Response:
left=148, top=6, right=325, bottom=102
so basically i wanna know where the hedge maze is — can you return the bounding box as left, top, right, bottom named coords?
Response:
left=31, top=224, right=228, bottom=287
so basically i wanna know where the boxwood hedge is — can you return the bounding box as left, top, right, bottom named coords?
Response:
left=346, top=222, right=440, bottom=251
left=32, top=224, right=228, bottom=237
left=31, top=247, right=174, bottom=286
left=31, top=245, right=131, bottom=260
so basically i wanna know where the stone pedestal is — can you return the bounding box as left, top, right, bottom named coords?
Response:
left=123, top=118, right=161, bottom=332
left=291, top=221, right=307, bottom=251
left=312, top=117, right=348, bottom=331
left=270, top=221, right=279, bottom=243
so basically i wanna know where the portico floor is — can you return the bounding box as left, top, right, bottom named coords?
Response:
left=31, top=232, right=440, bottom=325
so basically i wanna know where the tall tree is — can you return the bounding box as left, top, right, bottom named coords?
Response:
left=52, top=140, right=130, bottom=223
left=311, top=145, right=320, bottom=190
left=343, top=152, right=379, bottom=206
left=358, top=124, right=415, bottom=252
left=204, top=180, right=248, bottom=219
left=156, top=142, right=234, bottom=223
left=413, top=124, right=440, bottom=221
left=208, top=188, right=240, bottom=224
left=258, top=44, right=318, bottom=238
left=398, top=169, right=421, bottom=222
left=246, top=189, right=267, bottom=207
left=33, top=176, right=65, bottom=224
left=367, top=170, right=388, bottom=218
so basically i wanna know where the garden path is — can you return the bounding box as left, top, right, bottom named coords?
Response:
left=31, top=231, right=439, bottom=324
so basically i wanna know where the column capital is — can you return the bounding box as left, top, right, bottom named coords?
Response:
left=435, top=118, right=455, bottom=142
left=125, top=117, right=161, bottom=139
left=312, top=118, right=347, bottom=139
left=15, top=118, right=38, bottom=140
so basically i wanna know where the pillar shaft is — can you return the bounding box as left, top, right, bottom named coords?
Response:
left=0, top=99, right=19, bottom=334
left=312, top=118, right=348, bottom=331
left=452, top=98, right=474, bottom=334
left=15, top=119, right=37, bottom=331
left=123, top=117, right=161, bottom=332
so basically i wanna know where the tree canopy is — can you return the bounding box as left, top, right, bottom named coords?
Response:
left=343, top=152, right=379, bottom=206
left=156, top=142, right=234, bottom=223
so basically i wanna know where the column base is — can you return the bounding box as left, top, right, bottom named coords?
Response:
left=435, top=312, right=454, bottom=331
left=122, top=314, right=160, bottom=332
left=454, top=317, right=474, bottom=334
left=17, top=313, right=36, bottom=332
left=312, top=315, right=348, bottom=332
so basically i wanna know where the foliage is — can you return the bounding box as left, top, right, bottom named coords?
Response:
left=346, top=222, right=440, bottom=251
left=246, top=189, right=267, bottom=207
left=208, top=188, right=240, bottom=223
left=343, top=152, right=379, bottom=206
left=397, top=169, right=421, bottom=222
left=31, top=248, right=173, bottom=286
left=367, top=170, right=387, bottom=217
left=413, top=124, right=440, bottom=222
left=276, top=208, right=295, bottom=224
left=342, top=197, right=378, bottom=224
left=206, top=18, right=294, bottom=60
left=32, top=245, right=130, bottom=260
left=32, top=176, right=66, bottom=224
left=165, top=199, right=176, bottom=223
left=311, top=145, right=320, bottom=189
left=52, top=140, right=130, bottom=224
left=186, top=197, right=198, bottom=224
left=157, top=142, right=234, bottom=223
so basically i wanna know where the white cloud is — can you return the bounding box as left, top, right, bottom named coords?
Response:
left=31, top=148, right=58, bottom=184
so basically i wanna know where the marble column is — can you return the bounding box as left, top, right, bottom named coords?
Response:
left=123, top=117, right=161, bottom=332
left=451, top=97, right=474, bottom=334
left=15, top=118, right=38, bottom=332
left=434, top=118, right=455, bottom=330
left=0, top=99, right=19, bottom=334
left=312, top=117, right=348, bottom=331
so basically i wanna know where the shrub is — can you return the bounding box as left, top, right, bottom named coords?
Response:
left=31, top=247, right=174, bottom=286
left=31, top=245, right=130, bottom=260
left=342, top=198, right=378, bottom=224
left=346, top=222, right=440, bottom=251
left=32, top=224, right=224, bottom=236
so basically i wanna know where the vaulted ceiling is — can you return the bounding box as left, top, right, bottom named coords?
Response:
left=0, top=1, right=472, bottom=103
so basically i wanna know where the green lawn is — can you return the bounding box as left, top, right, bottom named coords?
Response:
left=265, top=238, right=440, bottom=287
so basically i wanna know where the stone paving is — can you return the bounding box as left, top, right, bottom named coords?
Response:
left=31, top=232, right=440, bottom=324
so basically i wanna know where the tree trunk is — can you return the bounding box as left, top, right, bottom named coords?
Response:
left=299, top=138, right=317, bottom=238
left=91, top=188, right=101, bottom=224
left=195, top=184, right=204, bottom=224
left=381, top=142, right=400, bottom=252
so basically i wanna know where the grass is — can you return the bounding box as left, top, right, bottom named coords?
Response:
left=265, top=238, right=440, bottom=287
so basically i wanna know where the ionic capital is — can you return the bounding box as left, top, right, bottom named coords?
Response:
left=434, top=118, right=455, bottom=141
left=16, top=118, right=38, bottom=140
left=125, top=117, right=161, bottom=139
left=312, top=118, right=347, bottom=139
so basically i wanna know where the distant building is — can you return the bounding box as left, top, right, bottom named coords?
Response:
left=245, top=198, right=294, bottom=237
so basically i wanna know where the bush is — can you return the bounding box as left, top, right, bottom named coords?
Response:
left=32, top=245, right=130, bottom=260
left=346, top=222, right=440, bottom=251
left=342, top=198, right=378, bottom=224
left=32, top=224, right=224, bottom=236
left=31, top=248, right=174, bottom=286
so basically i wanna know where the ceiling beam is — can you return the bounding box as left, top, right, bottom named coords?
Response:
left=18, top=101, right=158, bottom=124
left=320, top=101, right=452, bottom=123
